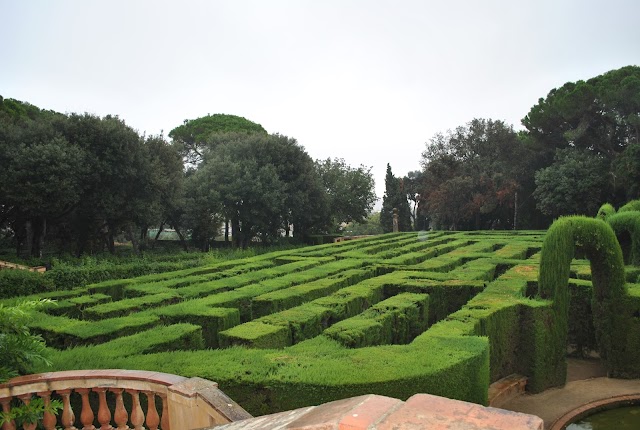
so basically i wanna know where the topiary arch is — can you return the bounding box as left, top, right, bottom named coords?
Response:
left=538, top=216, right=629, bottom=384
left=607, top=212, right=640, bottom=266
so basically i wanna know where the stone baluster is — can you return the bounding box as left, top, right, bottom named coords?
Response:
left=0, top=398, right=16, bottom=430
left=111, top=389, right=130, bottom=430
left=92, top=388, right=113, bottom=430
left=58, top=390, right=77, bottom=430
left=37, top=391, right=57, bottom=430
left=76, top=389, right=96, bottom=430
left=142, top=392, right=159, bottom=430
left=16, top=395, right=35, bottom=430
left=159, top=394, right=169, bottom=430
left=126, top=391, right=144, bottom=430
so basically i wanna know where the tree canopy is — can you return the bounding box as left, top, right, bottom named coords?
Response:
left=168, top=114, right=267, bottom=164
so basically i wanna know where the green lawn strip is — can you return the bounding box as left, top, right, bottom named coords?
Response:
left=29, top=311, right=160, bottom=348
left=83, top=292, right=182, bottom=319
left=175, top=258, right=330, bottom=300
left=153, top=302, right=239, bottom=348
left=324, top=292, right=429, bottom=347
left=251, top=266, right=377, bottom=317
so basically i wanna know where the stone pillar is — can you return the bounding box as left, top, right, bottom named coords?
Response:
left=392, top=208, right=399, bottom=233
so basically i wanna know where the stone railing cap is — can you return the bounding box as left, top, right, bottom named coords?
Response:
left=0, top=369, right=187, bottom=391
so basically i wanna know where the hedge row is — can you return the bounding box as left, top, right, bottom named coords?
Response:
left=20, top=228, right=638, bottom=417
left=324, top=292, right=429, bottom=347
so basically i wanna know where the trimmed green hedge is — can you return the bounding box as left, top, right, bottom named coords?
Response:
left=324, top=292, right=429, bottom=347
left=17, top=229, right=638, bottom=417
left=0, top=270, right=54, bottom=299
left=619, top=199, right=640, bottom=213
left=607, top=211, right=640, bottom=265
left=538, top=216, right=629, bottom=385
left=596, top=203, right=616, bottom=220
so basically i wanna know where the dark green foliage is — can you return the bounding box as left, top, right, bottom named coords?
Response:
left=420, top=119, right=524, bottom=230
left=314, top=158, right=377, bottom=232
left=607, top=211, right=640, bottom=265
left=0, top=270, right=54, bottom=299
left=538, top=216, right=628, bottom=385
left=567, top=280, right=597, bottom=356
left=380, top=164, right=412, bottom=232
left=596, top=203, right=616, bottom=221
left=0, top=300, right=53, bottom=382
left=168, top=114, right=267, bottom=164
left=534, top=148, right=610, bottom=218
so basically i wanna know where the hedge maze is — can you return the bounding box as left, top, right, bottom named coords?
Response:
left=7, top=228, right=640, bottom=415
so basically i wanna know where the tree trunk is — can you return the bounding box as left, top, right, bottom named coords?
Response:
left=513, top=191, right=518, bottom=230
left=127, top=225, right=141, bottom=256
left=232, top=218, right=241, bottom=249
left=224, top=220, right=229, bottom=243
left=174, top=225, right=189, bottom=252
left=32, top=217, right=46, bottom=259
left=22, top=220, right=34, bottom=259
left=107, top=229, right=116, bottom=254
left=154, top=222, right=165, bottom=241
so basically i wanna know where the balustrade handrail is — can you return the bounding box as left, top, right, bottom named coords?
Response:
left=0, top=369, right=251, bottom=430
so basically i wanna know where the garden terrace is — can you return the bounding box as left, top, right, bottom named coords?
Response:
left=5, top=230, right=640, bottom=416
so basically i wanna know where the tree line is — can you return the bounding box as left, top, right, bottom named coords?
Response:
left=381, top=65, right=640, bottom=232
left=0, top=103, right=376, bottom=257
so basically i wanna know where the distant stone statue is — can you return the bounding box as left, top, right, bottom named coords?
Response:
left=392, top=208, right=399, bottom=233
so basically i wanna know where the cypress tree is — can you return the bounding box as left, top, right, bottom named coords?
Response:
left=380, top=164, right=412, bottom=232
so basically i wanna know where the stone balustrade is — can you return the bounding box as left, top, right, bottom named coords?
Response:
left=0, top=370, right=251, bottom=430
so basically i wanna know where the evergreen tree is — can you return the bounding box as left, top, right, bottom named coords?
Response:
left=380, top=164, right=412, bottom=232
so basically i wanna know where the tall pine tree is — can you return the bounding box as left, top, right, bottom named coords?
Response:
left=380, top=164, right=412, bottom=232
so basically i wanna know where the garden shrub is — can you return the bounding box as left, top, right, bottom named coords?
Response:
left=15, top=228, right=640, bottom=416
left=538, top=216, right=629, bottom=386
left=618, top=199, right=640, bottom=213
left=596, top=202, right=616, bottom=220
left=607, top=211, right=640, bottom=265
left=0, top=270, right=54, bottom=299
left=324, top=292, right=429, bottom=347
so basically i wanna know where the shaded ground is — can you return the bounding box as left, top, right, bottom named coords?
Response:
left=502, top=358, right=640, bottom=429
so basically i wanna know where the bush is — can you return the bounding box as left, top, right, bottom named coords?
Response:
left=0, top=270, right=54, bottom=299
left=538, top=216, right=628, bottom=386
left=596, top=202, right=616, bottom=220
left=618, top=199, right=640, bottom=213
left=607, top=211, right=640, bottom=265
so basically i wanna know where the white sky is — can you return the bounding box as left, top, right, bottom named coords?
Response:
left=2, top=0, right=640, bottom=208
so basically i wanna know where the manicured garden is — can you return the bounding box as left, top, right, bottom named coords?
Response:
left=3, top=217, right=640, bottom=416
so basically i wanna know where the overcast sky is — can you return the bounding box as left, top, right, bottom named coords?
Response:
left=2, top=0, right=640, bottom=207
